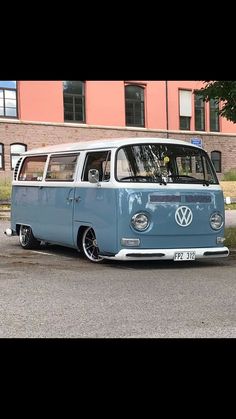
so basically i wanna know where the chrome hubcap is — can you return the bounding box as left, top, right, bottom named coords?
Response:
left=83, top=228, right=103, bottom=262
left=20, top=226, right=30, bottom=246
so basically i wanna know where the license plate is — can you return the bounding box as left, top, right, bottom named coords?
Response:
left=174, top=251, right=196, bottom=261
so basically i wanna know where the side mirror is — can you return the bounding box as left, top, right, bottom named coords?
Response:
left=88, top=169, right=99, bottom=183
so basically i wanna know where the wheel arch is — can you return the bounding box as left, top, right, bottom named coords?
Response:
left=77, top=224, right=91, bottom=251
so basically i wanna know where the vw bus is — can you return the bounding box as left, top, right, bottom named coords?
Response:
left=5, top=137, right=229, bottom=262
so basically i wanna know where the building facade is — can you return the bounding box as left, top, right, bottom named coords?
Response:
left=1, top=80, right=236, bottom=180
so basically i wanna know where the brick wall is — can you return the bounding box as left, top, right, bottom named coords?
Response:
left=1, top=121, right=236, bottom=180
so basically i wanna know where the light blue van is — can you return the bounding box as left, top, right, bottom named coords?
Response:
left=5, top=137, right=229, bottom=262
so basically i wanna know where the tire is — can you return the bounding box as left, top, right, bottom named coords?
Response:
left=19, top=225, right=40, bottom=249
left=82, top=227, right=104, bottom=263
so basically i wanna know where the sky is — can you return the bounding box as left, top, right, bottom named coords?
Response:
left=0, top=81, right=16, bottom=88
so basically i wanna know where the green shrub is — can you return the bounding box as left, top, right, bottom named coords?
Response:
left=225, top=203, right=236, bottom=210
left=0, top=179, right=12, bottom=200
left=222, top=169, right=236, bottom=181
left=225, top=227, right=236, bottom=248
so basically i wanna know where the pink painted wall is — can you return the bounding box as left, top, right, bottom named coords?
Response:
left=18, top=81, right=64, bottom=122
left=220, top=113, right=236, bottom=132
left=17, top=80, right=236, bottom=134
left=167, top=80, right=205, bottom=131
left=145, top=81, right=166, bottom=129
left=86, top=81, right=125, bottom=126
left=86, top=80, right=167, bottom=129
left=167, top=80, right=236, bottom=133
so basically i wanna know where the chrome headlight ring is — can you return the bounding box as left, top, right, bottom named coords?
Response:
left=131, top=212, right=150, bottom=231
left=210, top=212, right=224, bottom=230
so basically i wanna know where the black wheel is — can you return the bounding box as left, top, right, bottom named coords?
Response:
left=19, top=225, right=40, bottom=249
left=82, top=227, right=104, bottom=263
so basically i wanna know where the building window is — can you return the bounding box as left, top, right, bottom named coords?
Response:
left=0, top=143, right=4, bottom=170
left=0, top=81, right=17, bottom=118
left=211, top=151, right=221, bottom=173
left=125, top=85, right=145, bottom=127
left=179, top=90, right=192, bottom=130
left=195, top=94, right=205, bottom=131
left=11, top=143, right=27, bottom=170
left=63, top=81, right=85, bottom=123
left=180, top=116, right=190, bottom=130
left=210, top=99, right=219, bottom=132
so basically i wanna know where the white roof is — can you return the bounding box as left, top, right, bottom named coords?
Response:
left=22, top=137, right=198, bottom=155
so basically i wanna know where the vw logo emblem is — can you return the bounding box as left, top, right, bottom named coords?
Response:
left=175, top=206, right=193, bottom=227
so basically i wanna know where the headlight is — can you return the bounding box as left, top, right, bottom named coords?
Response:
left=131, top=213, right=150, bottom=231
left=210, top=213, right=223, bottom=230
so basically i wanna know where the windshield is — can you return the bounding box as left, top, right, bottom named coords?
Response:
left=116, top=143, right=218, bottom=185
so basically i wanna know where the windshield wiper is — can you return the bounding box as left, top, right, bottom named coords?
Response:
left=119, top=174, right=167, bottom=185
left=168, top=175, right=210, bottom=186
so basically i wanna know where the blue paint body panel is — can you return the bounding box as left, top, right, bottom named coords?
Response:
left=11, top=186, right=75, bottom=246
left=10, top=184, right=225, bottom=253
left=116, top=188, right=225, bottom=250
left=73, top=186, right=117, bottom=253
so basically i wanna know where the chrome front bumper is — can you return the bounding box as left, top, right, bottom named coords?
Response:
left=103, top=247, right=229, bottom=261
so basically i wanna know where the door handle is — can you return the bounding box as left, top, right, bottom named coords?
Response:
left=75, top=196, right=81, bottom=202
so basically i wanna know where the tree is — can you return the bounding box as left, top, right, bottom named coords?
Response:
left=194, top=81, right=236, bottom=124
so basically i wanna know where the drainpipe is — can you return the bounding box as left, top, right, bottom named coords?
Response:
left=165, top=81, right=169, bottom=138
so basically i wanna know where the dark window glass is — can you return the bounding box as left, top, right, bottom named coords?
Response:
left=180, top=156, right=192, bottom=173
left=211, top=151, right=221, bottom=172
left=46, top=154, right=79, bottom=181
left=180, top=116, right=190, bottom=130
left=0, top=81, right=17, bottom=119
left=63, top=81, right=83, bottom=95
left=19, top=156, right=47, bottom=181
left=125, top=85, right=145, bottom=127
left=10, top=143, right=27, bottom=170
left=195, top=95, right=205, bottom=131
left=116, top=144, right=218, bottom=184
left=63, top=81, right=85, bottom=122
left=210, top=99, right=219, bottom=132
left=82, top=151, right=111, bottom=182
left=0, top=143, right=4, bottom=169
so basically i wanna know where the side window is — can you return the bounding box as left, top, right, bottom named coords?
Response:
left=11, top=143, right=27, bottom=169
left=18, top=156, right=47, bottom=181
left=211, top=151, right=221, bottom=173
left=82, top=151, right=111, bottom=181
left=46, top=154, right=79, bottom=181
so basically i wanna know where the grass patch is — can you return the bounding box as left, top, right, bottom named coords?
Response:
left=220, top=181, right=236, bottom=197
left=225, top=203, right=236, bottom=210
left=222, top=170, right=236, bottom=181
left=225, top=228, right=236, bottom=248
